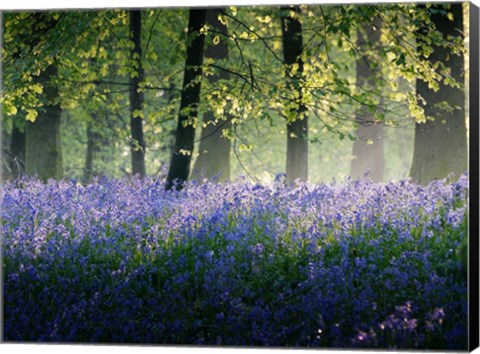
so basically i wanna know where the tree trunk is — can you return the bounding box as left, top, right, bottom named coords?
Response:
left=191, top=8, right=231, bottom=182
left=166, top=9, right=207, bottom=190
left=351, top=14, right=384, bottom=182
left=129, top=10, right=146, bottom=177
left=25, top=64, right=63, bottom=182
left=281, top=6, right=308, bottom=184
left=9, top=122, right=26, bottom=178
left=165, top=80, right=177, bottom=156
left=410, top=4, right=467, bottom=184
left=83, top=120, right=100, bottom=184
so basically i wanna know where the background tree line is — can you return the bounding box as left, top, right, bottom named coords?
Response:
left=1, top=3, right=471, bottom=187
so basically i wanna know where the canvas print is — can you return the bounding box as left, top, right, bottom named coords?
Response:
left=0, top=1, right=478, bottom=350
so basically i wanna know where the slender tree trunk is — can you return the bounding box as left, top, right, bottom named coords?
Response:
left=130, top=10, right=146, bottom=177
left=9, top=122, right=26, bottom=178
left=83, top=120, right=99, bottom=184
left=25, top=64, right=63, bottom=181
left=351, top=14, right=384, bottom=182
left=166, top=9, right=207, bottom=190
left=281, top=6, right=308, bottom=184
left=165, top=80, right=177, bottom=154
left=410, top=4, right=467, bottom=184
left=191, top=8, right=232, bottom=182
left=158, top=80, right=177, bottom=173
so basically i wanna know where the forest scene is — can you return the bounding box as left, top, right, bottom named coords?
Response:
left=0, top=2, right=472, bottom=349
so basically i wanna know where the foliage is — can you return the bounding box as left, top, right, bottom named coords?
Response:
left=1, top=9, right=188, bottom=178
left=1, top=4, right=466, bottom=181
left=1, top=174, right=468, bottom=348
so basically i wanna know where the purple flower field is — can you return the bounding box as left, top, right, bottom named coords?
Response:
left=1, top=175, right=468, bottom=348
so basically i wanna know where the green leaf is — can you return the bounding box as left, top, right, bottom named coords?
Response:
left=132, top=110, right=144, bottom=119
left=4, top=103, right=18, bottom=116
left=395, top=53, right=406, bottom=66
left=239, top=144, right=252, bottom=152
left=26, top=109, right=38, bottom=122
left=31, top=83, right=43, bottom=94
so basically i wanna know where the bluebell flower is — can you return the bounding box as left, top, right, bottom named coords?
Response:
left=0, top=174, right=468, bottom=347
